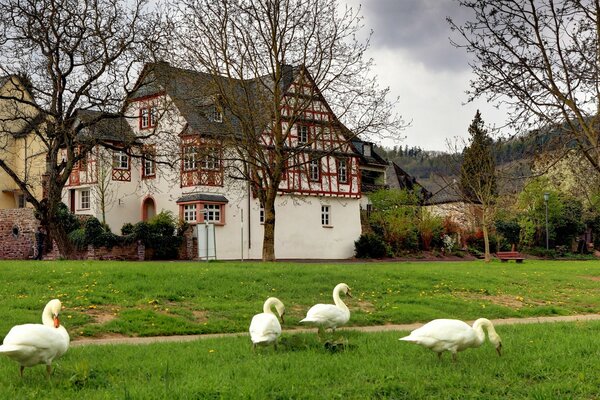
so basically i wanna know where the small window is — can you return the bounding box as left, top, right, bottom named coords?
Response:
left=182, top=146, right=198, bottom=171
left=142, top=145, right=156, bottom=178
left=209, top=106, right=222, bottom=123
left=363, top=143, right=372, bottom=157
left=183, top=204, right=197, bottom=223
left=80, top=189, right=90, bottom=210
left=201, top=147, right=220, bottom=171
left=298, top=125, right=309, bottom=145
left=140, top=106, right=157, bottom=129
left=17, top=194, right=26, bottom=208
left=321, top=205, right=330, bottom=226
left=204, top=204, right=222, bottom=223
left=259, top=205, right=264, bottom=224
left=309, top=158, right=320, bottom=182
left=112, top=150, right=129, bottom=170
left=338, top=159, right=348, bottom=184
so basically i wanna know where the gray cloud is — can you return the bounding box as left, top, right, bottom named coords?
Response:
left=356, top=0, right=472, bottom=72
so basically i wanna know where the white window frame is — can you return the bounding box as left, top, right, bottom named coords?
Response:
left=338, top=158, right=348, bottom=184
left=112, top=150, right=129, bottom=170
left=209, top=106, right=222, bottom=123
left=321, top=205, right=331, bottom=226
left=201, top=147, right=220, bottom=171
left=140, top=108, right=149, bottom=128
left=143, top=146, right=156, bottom=178
left=183, top=204, right=197, bottom=223
left=80, top=189, right=90, bottom=210
left=298, top=125, right=309, bottom=145
left=204, top=203, right=222, bottom=223
left=183, top=146, right=198, bottom=171
left=309, top=158, right=320, bottom=182
left=140, top=106, right=157, bottom=129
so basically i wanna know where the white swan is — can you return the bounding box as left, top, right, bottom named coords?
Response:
left=399, top=318, right=502, bottom=361
left=249, top=297, right=285, bottom=349
left=300, top=283, right=352, bottom=334
left=0, top=299, right=70, bottom=377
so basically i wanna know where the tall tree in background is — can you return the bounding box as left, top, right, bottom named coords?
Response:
left=459, top=110, right=497, bottom=262
left=448, top=0, right=600, bottom=175
left=0, top=0, right=163, bottom=256
left=169, top=0, right=406, bottom=260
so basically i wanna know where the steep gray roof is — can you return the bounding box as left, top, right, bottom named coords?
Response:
left=75, top=109, right=135, bottom=143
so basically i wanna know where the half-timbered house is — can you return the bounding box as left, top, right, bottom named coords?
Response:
left=62, top=62, right=367, bottom=259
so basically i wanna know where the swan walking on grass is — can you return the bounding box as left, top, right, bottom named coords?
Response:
left=0, top=299, right=70, bottom=377
left=300, top=283, right=352, bottom=335
left=249, top=297, right=285, bottom=350
left=399, top=318, right=502, bottom=361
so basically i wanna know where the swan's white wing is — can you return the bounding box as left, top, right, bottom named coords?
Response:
left=249, top=313, right=281, bottom=344
left=300, top=304, right=349, bottom=328
left=400, top=319, right=476, bottom=352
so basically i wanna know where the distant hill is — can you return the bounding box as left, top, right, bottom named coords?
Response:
left=376, top=133, right=541, bottom=195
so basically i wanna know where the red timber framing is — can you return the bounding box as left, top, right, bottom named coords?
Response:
left=65, top=147, right=98, bottom=187
left=180, top=135, right=224, bottom=188
left=262, top=75, right=360, bottom=199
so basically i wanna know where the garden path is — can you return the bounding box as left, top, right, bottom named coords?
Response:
left=70, top=313, right=600, bottom=347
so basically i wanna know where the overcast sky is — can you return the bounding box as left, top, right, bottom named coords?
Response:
left=342, top=0, right=510, bottom=152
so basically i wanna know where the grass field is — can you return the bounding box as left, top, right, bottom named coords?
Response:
left=0, top=322, right=599, bottom=399
left=1, top=259, right=600, bottom=339
left=1, top=259, right=600, bottom=399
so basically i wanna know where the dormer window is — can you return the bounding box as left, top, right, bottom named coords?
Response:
left=209, top=106, right=222, bottom=123
left=363, top=143, right=372, bottom=157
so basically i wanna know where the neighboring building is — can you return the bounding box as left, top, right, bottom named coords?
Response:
left=0, top=75, right=46, bottom=209
left=386, top=161, right=431, bottom=201
left=62, top=62, right=364, bottom=260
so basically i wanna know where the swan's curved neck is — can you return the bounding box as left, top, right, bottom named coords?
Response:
left=472, top=318, right=496, bottom=345
left=42, top=303, right=55, bottom=327
left=333, top=287, right=348, bottom=311
left=263, top=298, right=281, bottom=315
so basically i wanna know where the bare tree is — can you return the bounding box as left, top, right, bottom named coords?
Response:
left=169, top=0, right=406, bottom=260
left=448, top=0, right=600, bottom=175
left=0, top=0, right=164, bottom=256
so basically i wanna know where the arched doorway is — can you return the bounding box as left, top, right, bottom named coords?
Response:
left=142, top=197, right=156, bottom=221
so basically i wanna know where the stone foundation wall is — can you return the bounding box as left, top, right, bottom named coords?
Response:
left=0, top=208, right=38, bottom=260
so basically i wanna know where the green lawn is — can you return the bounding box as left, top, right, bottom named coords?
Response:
left=0, top=322, right=599, bottom=399
left=1, top=259, right=600, bottom=399
left=1, top=259, right=600, bottom=339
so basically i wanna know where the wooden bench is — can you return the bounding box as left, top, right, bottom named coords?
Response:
left=496, top=251, right=525, bottom=263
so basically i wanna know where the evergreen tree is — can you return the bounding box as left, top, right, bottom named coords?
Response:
left=460, top=110, right=497, bottom=201
left=459, top=110, right=497, bottom=262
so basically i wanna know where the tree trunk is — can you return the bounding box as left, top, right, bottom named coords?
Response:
left=482, top=212, right=491, bottom=263
left=262, top=199, right=276, bottom=261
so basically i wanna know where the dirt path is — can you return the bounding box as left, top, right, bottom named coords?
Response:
left=70, top=313, right=600, bottom=347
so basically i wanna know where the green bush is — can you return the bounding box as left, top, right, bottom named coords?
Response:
left=121, top=223, right=134, bottom=236
left=54, top=202, right=81, bottom=233
left=354, top=233, right=391, bottom=258
left=68, top=228, right=87, bottom=250
left=128, top=212, right=183, bottom=260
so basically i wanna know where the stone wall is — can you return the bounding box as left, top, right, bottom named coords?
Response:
left=0, top=208, right=194, bottom=261
left=0, top=208, right=38, bottom=259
